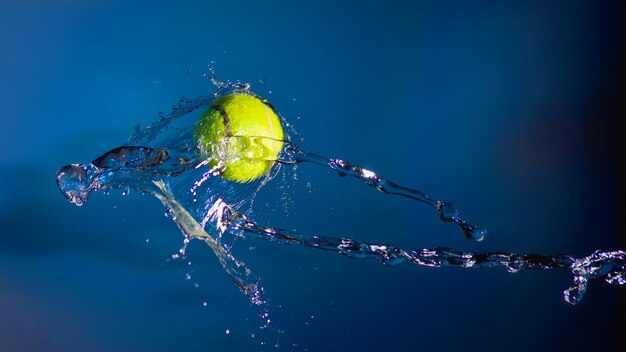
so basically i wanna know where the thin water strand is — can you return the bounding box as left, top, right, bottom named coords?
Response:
left=279, top=142, right=487, bottom=241
left=56, top=146, right=197, bottom=206
left=212, top=203, right=625, bottom=305
left=150, top=180, right=265, bottom=307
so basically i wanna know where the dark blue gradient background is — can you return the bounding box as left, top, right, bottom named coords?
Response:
left=0, top=1, right=623, bottom=351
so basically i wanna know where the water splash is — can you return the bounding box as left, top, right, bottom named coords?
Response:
left=56, top=82, right=624, bottom=313
left=210, top=198, right=625, bottom=305
left=56, top=83, right=272, bottom=310
left=278, top=143, right=488, bottom=241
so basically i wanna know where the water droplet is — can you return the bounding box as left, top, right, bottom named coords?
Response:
left=436, top=201, right=459, bottom=223
left=466, top=227, right=487, bottom=242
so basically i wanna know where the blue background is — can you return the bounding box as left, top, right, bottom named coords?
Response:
left=0, top=1, right=623, bottom=351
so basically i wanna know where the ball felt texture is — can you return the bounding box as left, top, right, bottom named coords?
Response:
left=194, top=93, right=284, bottom=183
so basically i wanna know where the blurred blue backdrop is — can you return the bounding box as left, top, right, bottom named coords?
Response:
left=0, top=1, right=623, bottom=351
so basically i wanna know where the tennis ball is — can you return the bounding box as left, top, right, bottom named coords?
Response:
left=194, top=93, right=284, bottom=183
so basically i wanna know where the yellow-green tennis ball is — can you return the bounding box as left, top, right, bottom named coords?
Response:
left=194, top=93, right=284, bottom=183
